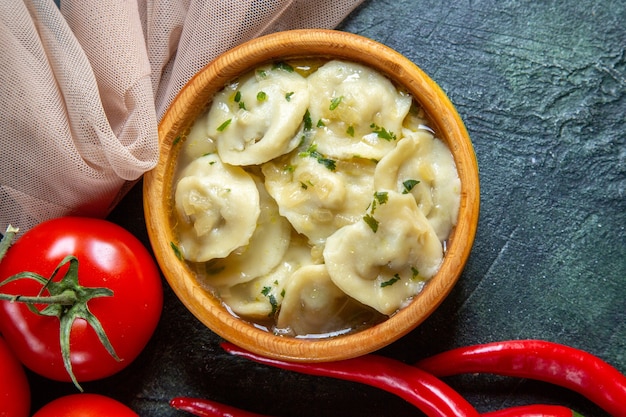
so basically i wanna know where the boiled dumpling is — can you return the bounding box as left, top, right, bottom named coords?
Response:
left=216, top=237, right=314, bottom=320
left=323, top=191, right=443, bottom=315
left=174, top=153, right=260, bottom=262
left=276, top=264, right=349, bottom=336
left=262, top=151, right=375, bottom=245
left=306, top=60, right=412, bottom=160
left=207, top=64, right=310, bottom=165
left=191, top=176, right=291, bottom=287
left=374, top=128, right=461, bottom=241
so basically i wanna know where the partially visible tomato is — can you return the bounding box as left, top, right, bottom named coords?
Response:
left=0, top=217, right=163, bottom=384
left=0, top=336, right=30, bottom=417
left=32, top=393, right=138, bottom=417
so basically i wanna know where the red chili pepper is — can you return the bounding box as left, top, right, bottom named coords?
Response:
left=170, top=397, right=271, bottom=417
left=171, top=396, right=582, bottom=417
left=482, top=404, right=583, bottom=417
left=415, top=340, right=626, bottom=417
left=221, top=342, right=480, bottom=417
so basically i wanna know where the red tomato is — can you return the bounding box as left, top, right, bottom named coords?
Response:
left=0, top=336, right=30, bottom=417
left=32, top=393, right=138, bottom=417
left=0, top=217, right=163, bottom=384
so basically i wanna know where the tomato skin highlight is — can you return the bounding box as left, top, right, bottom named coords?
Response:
left=0, top=217, right=163, bottom=383
left=32, top=393, right=139, bottom=417
left=0, top=336, right=30, bottom=417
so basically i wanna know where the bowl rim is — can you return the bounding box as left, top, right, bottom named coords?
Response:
left=144, top=29, right=480, bottom=362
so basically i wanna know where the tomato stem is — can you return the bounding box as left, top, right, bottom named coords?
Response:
left=0, top=225, right=19, bottom=262
left=0, top=228, right=120, bottom=392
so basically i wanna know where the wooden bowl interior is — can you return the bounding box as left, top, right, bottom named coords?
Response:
left=144, top=29, right=479, bottom=361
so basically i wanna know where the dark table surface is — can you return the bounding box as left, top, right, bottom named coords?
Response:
left=29, top=0, right=626, bottom=416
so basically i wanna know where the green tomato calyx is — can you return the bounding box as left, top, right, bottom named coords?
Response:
left=0, top=225, right=120, bottom=392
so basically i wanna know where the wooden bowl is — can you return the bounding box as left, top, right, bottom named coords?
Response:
left=143, top=29, right=479, bottom=361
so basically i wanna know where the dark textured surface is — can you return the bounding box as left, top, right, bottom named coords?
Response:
left=28, top=1, right=626, bottom=415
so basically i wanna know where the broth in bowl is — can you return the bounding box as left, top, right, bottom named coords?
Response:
left=170, top=59, right=461, bottom=338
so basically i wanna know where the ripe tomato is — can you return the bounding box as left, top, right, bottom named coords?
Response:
left=0, top=217, right=163, bottom=384
left=0, top=336, right=30, bottom=417
left=32, top=393, right=138, bottom=417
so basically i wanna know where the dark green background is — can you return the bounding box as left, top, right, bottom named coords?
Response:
left=30, top=0, right=626, bottom=415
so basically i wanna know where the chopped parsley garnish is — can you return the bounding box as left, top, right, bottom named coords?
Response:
left=172, top=136, right=182, bottom=145
left=316, top=119, right=326, bottom=128
left=381, top=274, right=401, bottom=288
left=216, top=118, right=232, bottom=132
left=329, top=96, right=343, bottom=110
left=363, top=191, right=389, bottom=232
left=363, top=214, right=379, bottom=233
left=285, top=91, right=295, bottom=101
left=411, top=267, right=420, bottom=279
left=234, top=91, right=241, bottom=102
left=346, top=125, right=355, bottom=137
left=303, top=109, right=312, bottom=131
left=273, top=61, right=294, bottom=72
left=257, top=69, right=267, bottom=78
left=300, top=181, right=308, bottom=190
left=402, top=179, right=420, bottom=194
left=299, top=143, right=336, bottom=171
left=170, top=242, right=183, bottom=260
left=374, top=191, right=388, bottom=205
left=370, top=123, right=396, bottom=141
left=261, top=286, right=278, bottom=316
left=257, top=91, right=267, bottom=102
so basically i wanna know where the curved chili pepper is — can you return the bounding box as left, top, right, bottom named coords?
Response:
left=171, top=396, right=582, bottom=417
left=221, top=342, right=480, bottom=417
left=415, top=340, right=626, bottom=417
left=170, top=396, right=271, bottom=417
left=482, top=404, right=583, bottom=417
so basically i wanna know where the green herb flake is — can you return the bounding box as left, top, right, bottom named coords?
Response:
left=370, top=123, right=396, bottom=141
left=374, top=191, right=388, bottom=205
left=316, top=119, right=326, bottom=128
left=216, top=118, right=232, bottom=132
left=303, top=110, right=312, bottom=131
left=411, top=267, right=420, bottom=279
left=363, top=214, right=379, bottom=233
left=170, top=242, right=183, bottom=260
left=257, top=69, right=267, bottom=78
left=299, top=143, right=336, bottom=171
left=234, top=91, right=242, bottom=102
left=329, top=96, right=343, bottom=110
left=261, top=286, right=278, bottom=316
left=172, top=136, right=182, bottom=146
left=346, top=125, right=355, bottom=137
left=300, top=181, right=308, bottom=189
left=402, top=179, right=420, bottom=194
left=257, top=91, right=267, bottom=102
left=238, top=101, right=247, bottom=110
left=381, top=274, right=401, bottom=288
left=273, top=61, right=295, bottom=72
left=285, top=91, right=295, bottom=102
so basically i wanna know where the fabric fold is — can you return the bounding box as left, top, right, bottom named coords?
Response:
left=0, top=0, right=364, bottom=235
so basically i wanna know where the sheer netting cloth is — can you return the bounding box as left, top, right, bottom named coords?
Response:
left=0, top=0, right=364, bottom=235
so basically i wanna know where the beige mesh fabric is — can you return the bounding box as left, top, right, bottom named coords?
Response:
left=0, top=0, right=364, bottom=235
